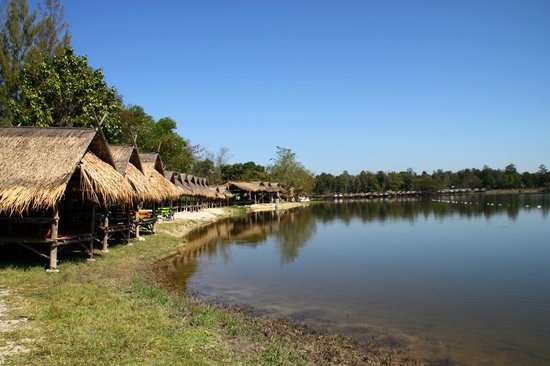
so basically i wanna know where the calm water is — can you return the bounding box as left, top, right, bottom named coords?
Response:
left=157, top=194, right=550, bottom=365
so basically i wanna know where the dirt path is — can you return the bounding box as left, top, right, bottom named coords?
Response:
left=0, top=288, right=30, bottom=364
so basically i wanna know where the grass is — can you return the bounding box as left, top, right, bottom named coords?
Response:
left=0, top=206, right=310, bottom=366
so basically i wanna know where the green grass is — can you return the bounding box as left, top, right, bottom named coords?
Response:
left=0, top=206, right=308, bottom=366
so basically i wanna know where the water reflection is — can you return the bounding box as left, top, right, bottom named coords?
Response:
left=155, top=194, right=550, bottom=366
left=156, top=208, right=318, bottom=291
left=319, top=194, right=548, bottom=223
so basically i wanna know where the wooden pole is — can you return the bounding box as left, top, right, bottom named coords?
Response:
left=135, top=203, right=141, bottom=239
left=89, top=204, right=96, bottom=259
left=101, top=214, right=109, bottom=252
left=47, top=204, right=59, bottom=272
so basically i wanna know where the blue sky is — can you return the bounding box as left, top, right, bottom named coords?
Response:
left=63, top=0, right=550, bottom=175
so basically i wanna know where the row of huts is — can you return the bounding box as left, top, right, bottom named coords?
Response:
left=0, top=126, right=287, bottom=271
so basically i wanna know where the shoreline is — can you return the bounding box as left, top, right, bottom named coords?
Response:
left=1, top=202, right=442, bottom=365
left=151, top=202, right=450, bottom=365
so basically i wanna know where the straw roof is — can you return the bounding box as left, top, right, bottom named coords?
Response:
left=80, top=151, right=136, bottom=207
left=0, top=126, right=133, bottom=215
left=212, top=185, right=234, bottom=199
left=167, top=171, right=194, bottom=196
left=139, top=153, right=181, bottom=200
left=109, top=144, right=143, bottom=174
left=105, top=145, right=161, bottom=203
left=226, top=181, right=263, bottom=192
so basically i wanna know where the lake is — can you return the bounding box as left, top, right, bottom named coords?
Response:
left=157, top=194, right=550, bottom=365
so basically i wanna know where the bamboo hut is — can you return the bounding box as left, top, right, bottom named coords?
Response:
left=0, top=127, right=134, bottom=271
left=224, top=181, right=263, bottom=204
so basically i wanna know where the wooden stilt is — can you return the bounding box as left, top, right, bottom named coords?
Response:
left=101, top=215, right=109, bottom=252
left=47, top=205, right=59, bottom=272
left=88, top=204, right=96, bottom=260
left=135, top=203, right=141, bottom=240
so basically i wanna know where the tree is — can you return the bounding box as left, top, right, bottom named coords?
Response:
left=0, top=0, right=70, bottom=124
left=154, top=117, right=195, bottom=172
left=503, top=163, right=520, bottom=189
left=10, top=47, right=123, bottom=140
left=193, top=158, right=217, bottom=183
left=222, top=161, right=269, bottom=182
left=268, top=146, right=314, bottom=195
left=33, top=0, right=70, bottom=58
left=0, top=0, right=38, bottom=123
left=118, top=104, right=156, bottom=147
left=313, top=172, right=335, bottom=195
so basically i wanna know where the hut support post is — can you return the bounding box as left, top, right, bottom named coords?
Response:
left=88, top=204, right=96, bottom=260
left=127, top=209, right=132, bottom=244
left=102, top=215, right=109, bottom=252
left=47, top=205, right=59, bottom=272
left=135, top=204, right=141, bottom=240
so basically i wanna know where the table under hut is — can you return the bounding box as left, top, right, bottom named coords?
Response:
left=0, top=127, right=135, bottom=271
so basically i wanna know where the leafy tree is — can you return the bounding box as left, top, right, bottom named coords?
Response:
left=33, top=0, right=70, bottom=58
left=386, top=171, right=404, bottom=191
left=0, top=0, right=38, bottom=123
left=0, top=0, right=70, bottom=124
left=268, top=146, right=314, bottom=195
left=118, top=104, right=156, bottom=146
left=153, top=117, right=195, bottom=172
left=314, top=172, right=336, bottom=195
left=222, top=161, right=269, bottom=182
left=118, top=105, right=195, bottom=172
left=193, top=158, right=217, bottom=183
left=400, top=168, right=416, bottom=190
left=10, top=47, right=123, bottom=140
left=335, top=170, right=352, bottom=193
left=503, top=163, right=520, bottom=189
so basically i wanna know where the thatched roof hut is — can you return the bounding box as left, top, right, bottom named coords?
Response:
left=195, top=176, right=215, bottom=198
left=165, top=171, right=193, bottom=196
left=110, top=145, right=161, bottom=203
left=212, top=185, right=234, bottom=199
left=0, top=127, right=135, bottom=216
left=139, top=153, right=181, bottom=200
left=225, top=181, right=263, bottom=193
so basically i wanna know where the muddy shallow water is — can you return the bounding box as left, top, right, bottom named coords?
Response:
left=156, top=195, right=550, bottom=365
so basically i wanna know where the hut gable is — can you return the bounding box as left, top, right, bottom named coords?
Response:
left=0, top=126, right=133, bottom=215
left=139, top=153, right=164, bottom=177
left=138, top=153, right=180, bottom=200
left=110, top=145, right=144, bottom=175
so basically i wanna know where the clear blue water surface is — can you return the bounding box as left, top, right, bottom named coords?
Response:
left=158, top=194, right=550, bottom=365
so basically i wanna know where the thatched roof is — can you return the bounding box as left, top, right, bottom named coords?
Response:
left=109, top=144, right=143, bottom=174
left=139, top=153, right=180, bottom=200
left=164, top=171, right=192, bottom=196
left=212, top=185, right=234, bottom=199
left=173, top=173, right=193, bottom=196
left=80, top=151, right=136, bottom=207
left=225, top=181, right=263, bottom=193
left=0, top=126, right=133, bottom=215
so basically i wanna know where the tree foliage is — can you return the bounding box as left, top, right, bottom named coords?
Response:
left=118, top=105, right=195, bottom=172
left=9, top=47, right=123, bottom=140
left=312, top=163, right=550, bottom=195
left=222, top=161, right=269, bottom=182
left=268, top=146, right=315, bottom=195
left=0, top=0, right=69, bottom=124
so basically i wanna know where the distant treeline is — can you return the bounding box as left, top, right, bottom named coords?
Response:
left=313, top=164, right=550, bottom=195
